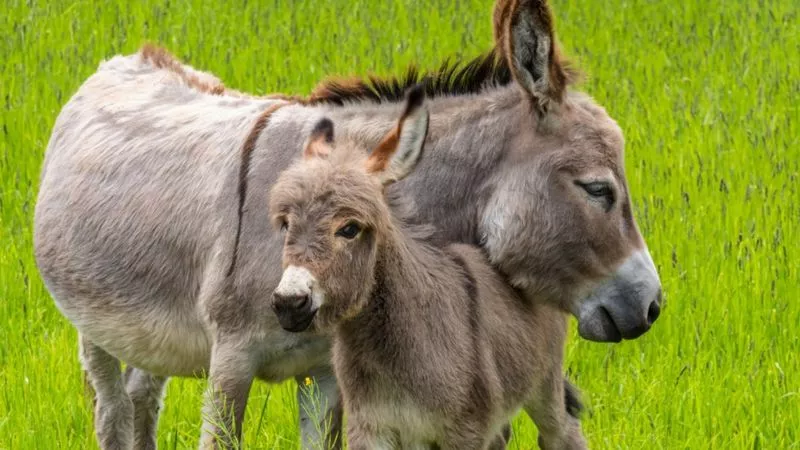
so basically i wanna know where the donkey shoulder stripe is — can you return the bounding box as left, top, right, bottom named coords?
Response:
left=228, top=102, right=293, bottom=276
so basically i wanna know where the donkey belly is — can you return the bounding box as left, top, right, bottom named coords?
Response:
left=33, top=54, right=277, bottom=376
left=35, top=152, right=221, bottom=377
left=62, top=292, right=213, bottom=377
left=35, top=144, right=230, bottom=375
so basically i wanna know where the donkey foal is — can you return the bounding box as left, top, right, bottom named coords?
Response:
left=269, top=86, right=587, bottom=450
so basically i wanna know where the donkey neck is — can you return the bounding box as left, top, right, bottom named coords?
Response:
left=320, top=86, right=525, bottom=244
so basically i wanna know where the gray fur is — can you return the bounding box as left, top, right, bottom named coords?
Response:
left=269, top=101, right=588, bottom=448
left=34, top=2, right=660, bottom=448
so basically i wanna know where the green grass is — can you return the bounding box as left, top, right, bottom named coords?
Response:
left=1, top=0, right=797, bottom=448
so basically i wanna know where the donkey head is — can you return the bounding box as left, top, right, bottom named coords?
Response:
left=269, top=86, right=429, bottom=333
left=480, top=0, right=662, bottom=341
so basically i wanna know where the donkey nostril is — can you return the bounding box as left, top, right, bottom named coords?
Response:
left=647, top=296, right=661, bottom=325
left=271, top=294, right=282, bottom=310
left=294, top=295, right=310, bottom=311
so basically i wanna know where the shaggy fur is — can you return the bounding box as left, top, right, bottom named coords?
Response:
left=306, top=50, right=513, bottom=106
left=306, top=0, right=580, bottom=109
left=33, top=1, right=660, bottom=449
left=270, top=89, right=588, bottom=449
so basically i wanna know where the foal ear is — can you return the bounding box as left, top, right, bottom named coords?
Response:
left=365, top=84, right=429, bottom=186
left=493, top=0, right=573, bottom=113
left=303, top=118, right=335, bottom=159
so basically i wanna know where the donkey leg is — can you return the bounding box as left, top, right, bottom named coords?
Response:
left=199, top=342, right=254, bottom=449
left=79, top=334, right=134, bottom=450
left=523, top=377, right=587, bottom=450
left=440, top=422, right=492, bottom=450
left=486, top=423, right=512, bottom=450
left=124, top=367, right=169, bottom=450
left=295, top=366, right=343, bottom=450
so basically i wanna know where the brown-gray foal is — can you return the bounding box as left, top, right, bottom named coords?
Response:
left=270, top=86, right=586, bottom=450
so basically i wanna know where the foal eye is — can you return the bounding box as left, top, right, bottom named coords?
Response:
left=336, top=222, right=362, bottom=239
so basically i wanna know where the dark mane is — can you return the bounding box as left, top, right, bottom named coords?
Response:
left=307, top=49, right=513, bottom=106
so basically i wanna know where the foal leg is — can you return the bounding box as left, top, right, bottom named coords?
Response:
left=295, top=366, right=343, bottom=450
left=345, top=416, right=396, bottom=450
left=523, top=377, right=587, bottom=450
left=199, top=342, right=254, bottom=449
left=80, top=334, right=134, bottom=450
left=124, top=367, right=169, bottom=450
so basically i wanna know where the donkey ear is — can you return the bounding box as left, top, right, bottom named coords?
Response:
left=365, top=84, right=429, bottom=186
left=303, top=118, right=335, bottom=159
left=493, top=0, right=573, bottom=113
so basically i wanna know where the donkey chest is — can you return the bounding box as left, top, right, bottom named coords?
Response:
left=361, top=388, right=442, bottom=443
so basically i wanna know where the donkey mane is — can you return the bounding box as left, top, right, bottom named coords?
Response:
left=137, top=44, right=578, bottom=106
left=307, top=48, right=581, bottom=106
left=307, top=49, right=513, bottom=105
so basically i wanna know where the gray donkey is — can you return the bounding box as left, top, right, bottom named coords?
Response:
left=270, top=85, right=587, bottom=449
left=33, top=0, right=661, bottom=448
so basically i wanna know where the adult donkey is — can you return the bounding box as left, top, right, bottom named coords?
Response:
left=34, top=0, right=661, bottom=448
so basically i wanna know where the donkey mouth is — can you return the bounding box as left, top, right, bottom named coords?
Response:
left=578, top=301, right=657, bottom=342
left=578, top=306, right=622, bottom=342
left=276, top=309, right=317, bottom=333
left=576, top=249, right=662, bottom=342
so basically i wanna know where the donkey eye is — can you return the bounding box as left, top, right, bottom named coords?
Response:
left=336, top=222, right=362, bottom=239
left=576, top=181, right=615, bottom=211
left=279, top=220, right=289, bottom=232
left=577, top=181, right=613, bottom=199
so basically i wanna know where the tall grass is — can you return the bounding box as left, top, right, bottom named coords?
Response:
left=1, top=0, right=797, bottom=448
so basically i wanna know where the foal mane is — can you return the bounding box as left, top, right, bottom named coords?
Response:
left=306, top=49, right=513, bottom=106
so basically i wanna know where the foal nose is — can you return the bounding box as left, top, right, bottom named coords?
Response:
left=272, top=293, right=311, bottom=314
left=272, top=292, right=317, bottom=332
left=273, top=265, right=320, bottom=332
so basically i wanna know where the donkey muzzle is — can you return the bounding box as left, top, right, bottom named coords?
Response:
left=272, top=293, right=317, bottom=332
left=273, top=265, right=321, bottom=332
left=577, top=249, right=662, bottom=342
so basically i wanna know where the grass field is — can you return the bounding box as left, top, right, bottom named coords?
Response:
left=1, top=0, right=798, bottom=448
